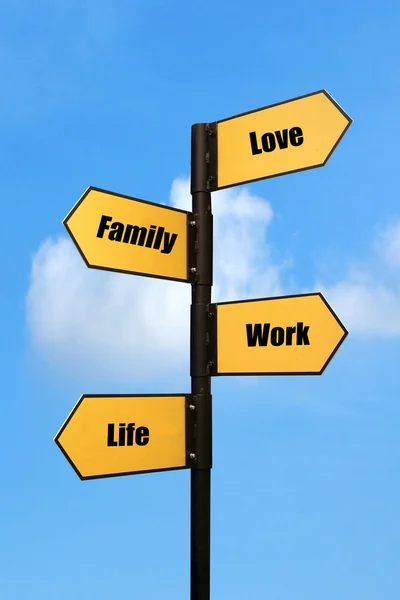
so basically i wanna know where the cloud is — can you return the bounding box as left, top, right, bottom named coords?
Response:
left=26, top=178, right=284, bottom=381
left=170, top=177, right=284, bottom=302
left=316, top=220, right=400, bottom=337
left=374, top=221, right=400, bottom=269
left=26, top=178, right=400, bottom=382
left=318, top=277, right=400, bottom=337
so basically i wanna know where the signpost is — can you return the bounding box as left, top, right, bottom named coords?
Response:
left=209, top=293, right=348, bottom=376
left=207, top=90, right=352, bottom=190
left=57, top=89, right=352, bottom=600
left=55, top=394, right=192, bottom=480
left=64, top=186, right=194, bottom=283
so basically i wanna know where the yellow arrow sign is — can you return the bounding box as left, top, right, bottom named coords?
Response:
left=210, top=293, right=347, bottom=375
left=64, top=187, right=193, bottom=282
left=55, top=394, right=190, bottom=480
left=208, top=90, right=352, bottom=190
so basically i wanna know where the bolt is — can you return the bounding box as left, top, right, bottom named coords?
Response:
left=189, top=220, right=196, bottom=226
left=191, top=267, right=197, bottom=273
left=189, top=404, right=196, bottom=411
left=190, top=453, right=196, bottom=459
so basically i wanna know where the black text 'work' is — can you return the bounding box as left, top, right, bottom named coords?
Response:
left=246, top=322, right=310, bottom=347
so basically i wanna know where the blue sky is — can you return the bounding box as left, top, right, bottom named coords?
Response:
left=1, top=1, right=400, bottom=598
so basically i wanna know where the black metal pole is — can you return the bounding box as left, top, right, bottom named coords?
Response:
left=190, top=123, right=213, bottom=600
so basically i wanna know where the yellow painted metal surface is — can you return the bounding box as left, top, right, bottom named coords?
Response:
left=216, top=90, right=351, bottom=189
left=56, top=395, right=187, bottom=479
left=64, top=187, right=189, bottom=282
left=215, top=293, right=347, bottom=375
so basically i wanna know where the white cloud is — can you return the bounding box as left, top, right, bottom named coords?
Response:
left=316, top=220, right=400, bottom=337
left=317, top=277, right=400, bottom=337
left=374, top=220, right=400, bottom=269
left=170, top=177, right=284, bottom=302
left=26, top=178, right=400, bottom=382
left=26, top=178, right=283, bottom=381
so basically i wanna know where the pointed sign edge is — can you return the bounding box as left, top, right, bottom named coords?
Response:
left=210, top=291, right=348, bottom=376
left=61, top=186, right=192, bottom=283
left=54, top=393, right=191, bottom=481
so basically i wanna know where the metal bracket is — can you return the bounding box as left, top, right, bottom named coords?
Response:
left=185, top=395, right=197, bottom=466
left=186, top=393, right=212, bottom=469
left=206, top=304, right=217, bottom=376
left=206, top=122, right=218, bottom=192
left=190, top=303, right=216, bottom=377
left=186, top=212, right=197, bottom=283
